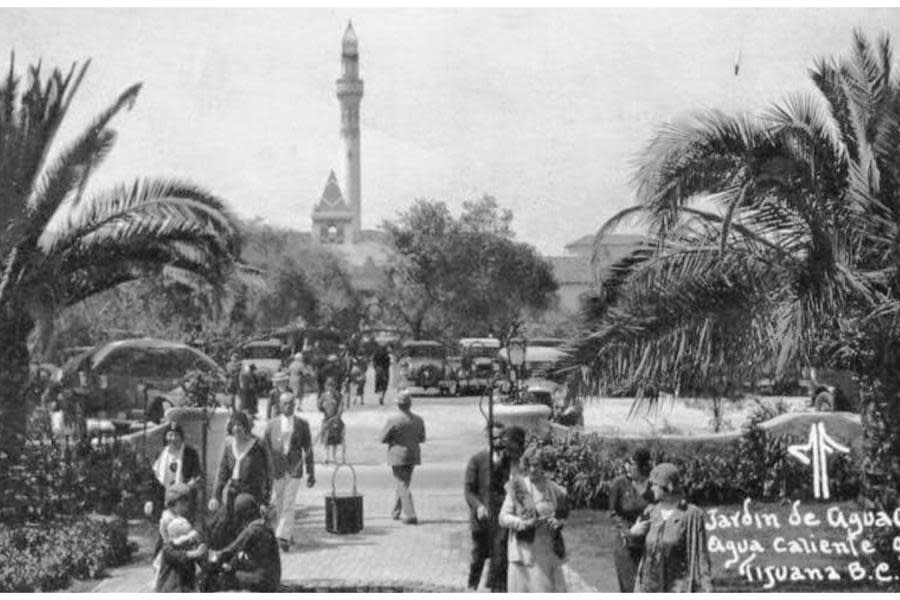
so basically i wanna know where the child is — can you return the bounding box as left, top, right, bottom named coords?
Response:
left=154, top=483, right=207, bottom=592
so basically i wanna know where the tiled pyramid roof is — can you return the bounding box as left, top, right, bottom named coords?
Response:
left=314, top=170, right=351, bottom=213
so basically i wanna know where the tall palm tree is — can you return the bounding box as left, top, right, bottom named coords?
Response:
left=577, top=30, right=900, bottom=509
left=0, top=58, right=244, bottom=456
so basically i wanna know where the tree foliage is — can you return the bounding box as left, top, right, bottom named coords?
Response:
left=379, top=197, right=558, bottom=341
left=0, top=57, right=244, bottom=454
left=575, top=30, right=900, bottom=514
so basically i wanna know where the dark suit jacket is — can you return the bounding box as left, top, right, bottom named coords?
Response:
left=263, top=415, right=314, bottom=480
left=380, top=410, right=426, bottom=466
left=464, top=449, right=513, bottom=531
left=214, top=437, right=271, bottom=504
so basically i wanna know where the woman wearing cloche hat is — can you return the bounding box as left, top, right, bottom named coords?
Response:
left=629, top=462, right=712, bottom=592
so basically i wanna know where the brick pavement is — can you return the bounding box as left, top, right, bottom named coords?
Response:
left=283, top=473, right=597, bottom=592
left=89, top=463, right=597, bottom=592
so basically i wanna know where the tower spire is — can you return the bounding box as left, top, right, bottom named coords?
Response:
left=337, top=21, right=363, bottom=241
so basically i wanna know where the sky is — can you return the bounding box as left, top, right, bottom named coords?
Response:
left=4, top=7, right=900, bottom=255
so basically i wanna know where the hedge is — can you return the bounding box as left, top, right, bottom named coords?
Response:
left=0, top=517, right=135, bottom=592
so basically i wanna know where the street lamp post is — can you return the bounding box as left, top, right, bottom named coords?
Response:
left=481, top=336, right=527, bottom=591
left=507, top=338, right=527, bottom=404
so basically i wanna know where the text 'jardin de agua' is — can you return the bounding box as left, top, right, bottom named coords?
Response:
left=705, top=498, right=900, bottom=590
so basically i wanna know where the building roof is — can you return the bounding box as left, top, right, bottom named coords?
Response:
left=546, top=256, right=594, bottom=285
left=313, top=171, right=351, bottom=214
left=564, top=232, right=647, bottom=253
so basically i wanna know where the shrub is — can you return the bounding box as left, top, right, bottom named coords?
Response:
left=0, top=436, right=157, bottom=524
left=529, top=400, right=862, bottom=509
left=0, top=517, right=135, bottom=592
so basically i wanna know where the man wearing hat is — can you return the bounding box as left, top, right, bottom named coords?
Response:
left=145, top=422, right=204, bottom=524
left=379, top=390, right=426, bottom=524
left=464, top=424, right=526, bottom=592
left=263, top=394, right=316, bottom=552
left=268, top=371, right=293, bottom=419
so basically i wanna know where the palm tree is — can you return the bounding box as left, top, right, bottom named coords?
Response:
left=577, top=30, right=900, bottom=510
left=0, top=57, right=244, bottom=456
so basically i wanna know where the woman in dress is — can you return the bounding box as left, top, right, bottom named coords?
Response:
left=317, top=378, right=345, bottom=464
left=630, top=463, right=712, bottom=593
left=145, top=422, right=204, bottom=523
left=208, top=411, right=271, bottom=549
left=609, top=447, right=654, bottom=592
left=498, top=447, right=569, bottom=593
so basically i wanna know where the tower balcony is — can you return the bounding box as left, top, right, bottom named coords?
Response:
left=336, top=79, right=364, bottom=100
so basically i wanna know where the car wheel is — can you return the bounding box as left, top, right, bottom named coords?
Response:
left=814, top=391, right=835, bottom=412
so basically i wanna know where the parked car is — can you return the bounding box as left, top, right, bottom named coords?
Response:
left=238, top=339, right=285, bottom=377
left=801, top=367, right=860, bottom=412
left=454, top=338, right=501, bottom=395
left=398, top=340, right=456, bottom=395
left=59, top=338, right=226, bottom=424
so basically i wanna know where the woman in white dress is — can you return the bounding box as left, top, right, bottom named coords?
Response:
left=498, top=447, right=569, bottom=592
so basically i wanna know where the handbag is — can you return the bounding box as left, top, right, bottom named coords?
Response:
left=515, top=525, right=536, bottom=543
left=551, top=528, right=566, bottom=559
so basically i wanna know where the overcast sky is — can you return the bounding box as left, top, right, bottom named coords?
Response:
left=5, top=8, right=900, bottom=254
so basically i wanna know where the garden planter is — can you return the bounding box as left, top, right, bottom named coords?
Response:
left=493, top=404, right=551, bottom=434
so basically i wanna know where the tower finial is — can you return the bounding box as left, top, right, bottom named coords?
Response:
left=342, top=20, right=358, bottom=55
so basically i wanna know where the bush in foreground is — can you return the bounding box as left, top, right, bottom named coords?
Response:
left=0, top=517, right=135, bottom=592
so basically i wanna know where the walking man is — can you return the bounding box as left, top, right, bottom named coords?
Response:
left=379, top=390, right=425, bottom=524
left=464, top=425, right=526, bottom=592
left=263, top=395, right=316, bottom=552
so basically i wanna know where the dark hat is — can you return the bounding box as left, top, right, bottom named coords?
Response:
left=648, top=462, right=681, bottom=489
left=165, top=483, right=192, bottom=507
left=234, top=493, right=259, bottom=523
left=164, top=421, right=185, bottom=439
left=501, top=425, right=526, bottom=449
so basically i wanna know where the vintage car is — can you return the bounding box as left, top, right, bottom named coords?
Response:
left=454, top=337, right=501, bottom=395
left=238, top=339, right=285, bottom=377
left=59, top=338, right=226, bottom=424
left=398, top=340, right=456, bottom=395
left=802, top=367, right=860, bottom=412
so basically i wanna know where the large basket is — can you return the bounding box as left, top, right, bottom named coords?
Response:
left=324, top=463, right=364, bottom=534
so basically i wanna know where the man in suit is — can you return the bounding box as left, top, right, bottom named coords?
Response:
left=379, top=390, right=426, bottom=524
left=464, top=425, right=526, bottom=592
left=263, top=395, right=316, bottom=552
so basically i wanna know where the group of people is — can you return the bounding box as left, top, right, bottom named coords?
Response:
left=144, top=389, right=318, bottom=592
left=464, top=425, right=570, bottom=593
left=609, top=448, right=712, bottom=593
left=463, top=434, right=712, bottom=594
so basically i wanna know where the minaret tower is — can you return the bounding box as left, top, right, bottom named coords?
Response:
left=337, top=21, right=363, bottom=242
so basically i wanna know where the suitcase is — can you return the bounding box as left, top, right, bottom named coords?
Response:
left=324, top=462, right=364, bottom=534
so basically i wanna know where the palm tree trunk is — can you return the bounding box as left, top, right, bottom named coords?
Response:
left=0, top=307, right=34, bottom=459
